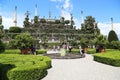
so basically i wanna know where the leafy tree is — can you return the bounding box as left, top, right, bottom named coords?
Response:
left=34, top=16, right=39, bottom=27
left=0, top=16, right=4, bottom=38
left=94, top=34, right=108, bottom=47
left=110, top=41, right=120, bottom=49
left=23, top=11, right=30, bottom=28
left=80, top=38, right=89, bottom=48
left=0, top=40, right=5, bottom=53
left=40, top=18, right=46, bottom=23
left=55, top=20, right=60, bottom=24
left=0, top=16, right=2, bottom=25
left=82, top=16, right=100, bottom=35
left=108, top=30, right=119, bottom=42
left=65, top=20, right=70, bottom=25
left=9, top=26, right=21, bottom=33
left=0, top=25, right=4, bottom=38
left=14, top=33, right=35, bottom=53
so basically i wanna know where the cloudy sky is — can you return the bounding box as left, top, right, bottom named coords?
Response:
left=0, top=0, right=120, bottom=39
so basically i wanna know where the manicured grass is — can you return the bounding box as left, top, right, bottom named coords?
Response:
left=93, top=49, right=120, bottom=66
left=0, top=54, right=51, bottom=80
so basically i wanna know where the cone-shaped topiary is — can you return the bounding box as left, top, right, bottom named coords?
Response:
left=108, top=30, right=119, bottom=42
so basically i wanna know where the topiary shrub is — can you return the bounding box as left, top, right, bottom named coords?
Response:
left=36, top=50, right=47, bottom=54
left=9, top=26, right=21, bottom=33
left=108, top=30, right=119, bottom=42
left=0, top=40, right=5, bottom=53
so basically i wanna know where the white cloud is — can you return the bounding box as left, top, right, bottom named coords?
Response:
left=98, top=22, right=120, bottom=40
left=2, top=13, right=24, bottom=29
left=50, top=0, right=73, bottom=20
left=74, top=18, right=81, bottom=29
left=63, top=0, right=73, bottom=11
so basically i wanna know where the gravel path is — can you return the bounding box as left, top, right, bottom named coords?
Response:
left=42, top=54, right=120, bottom=80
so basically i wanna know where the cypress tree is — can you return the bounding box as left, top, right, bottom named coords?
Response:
left=108, top=30, right=119, bottom=42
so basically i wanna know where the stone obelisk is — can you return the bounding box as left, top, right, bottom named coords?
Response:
left=61, top=6, right=64, bottom=18
left=81, top=11, right=84, bottom=24
left=111, top=17, right=113, bottom=30
left=35, top=4, right=38, bottom=16
left=14, top=6, right=17, bottom=26
left=49, top=9, right=51, bottom=19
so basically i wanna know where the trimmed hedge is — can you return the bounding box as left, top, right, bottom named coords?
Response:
left=0, top=54, right=51, bottom=80
left=93, top=50, right=120, bottom=66
left=2, top=49, right=20, bottom=54
left=36, top=49, right=47, bottom=54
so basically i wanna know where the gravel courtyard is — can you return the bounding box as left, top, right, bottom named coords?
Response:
left=42, top=54, right=120, bottom=80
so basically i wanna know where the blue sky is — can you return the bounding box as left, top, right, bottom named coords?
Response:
left=0, top=0, right=120, bottom=39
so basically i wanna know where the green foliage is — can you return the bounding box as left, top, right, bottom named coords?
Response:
left=65, top=20, right=70, bottom=25
left=68, top=40, right=78, bottom=47
left=40, top=18, right=46, bottom=23
left=23, top=13, right=30, bottom=28
left=0, top=54, right=51, bottom=80
left=6, top=40, right=17, bottom=49
left=46, top=42, right=61, bottom=49
left=0, top=16, right=2, bottom=25
left=0, top=40, right=5, bottom=53
left=106, top=41, right=120, bottom=49
left=93, top=49, right=120, bottom=66
left=2, top=49, right=20, bottom=54
left=9, top=26, right=21, bottom=33
left=0, top=18, right=4, bottom=38
left=13, top=33, right=35, bottom=49
left=55, top=20, right=60, bottom=24
left=87, top=49, right=96, bottom=54
left=93, top=34, right=108, bottom=46
left=36, top=50, right=47, bottom=54
left=82, top=16, right=100, bottom=35
left=80, top=38, right=89, bottom=48
left=108, top=30, right=119, bottom=42
left=34, top=16, right=39, bottom=27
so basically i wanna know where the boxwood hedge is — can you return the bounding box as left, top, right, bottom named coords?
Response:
left=0, top=54, right=51, bottom=80
left=93, top=50, right=120, bottom=66
left=36, top=50, right=47, bottom=55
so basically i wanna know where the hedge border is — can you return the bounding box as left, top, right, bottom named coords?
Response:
left=0, top=54, right=51, bottom=80
left=94, top=55, right=120, bottom=67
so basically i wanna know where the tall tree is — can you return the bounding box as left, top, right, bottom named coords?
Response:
left=23, top=11, right=30, bottom=28
left=0, top=16, right=5, bottom=53
left=34, top=16, right=39, bottom=27
left=81, top=16, right=100, bottom=35
left=0, top=16, right=4, bottom=38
